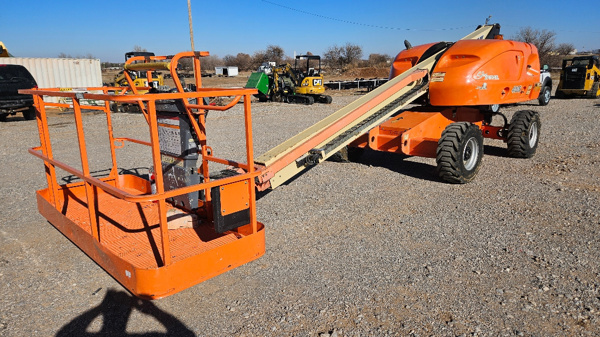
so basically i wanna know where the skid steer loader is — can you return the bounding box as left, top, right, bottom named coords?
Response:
left=555, top=55, right=600, bottom=98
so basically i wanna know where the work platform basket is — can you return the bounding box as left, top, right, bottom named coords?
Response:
left=22, top=52, right=264, bottom=299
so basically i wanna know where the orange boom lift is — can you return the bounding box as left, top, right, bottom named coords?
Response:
left=24, top=52, right=264, bottom=299
left=23, top=24, right=542, bottom=299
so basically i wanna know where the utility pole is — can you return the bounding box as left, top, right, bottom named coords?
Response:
left=187, top=0, right=195, bottom=51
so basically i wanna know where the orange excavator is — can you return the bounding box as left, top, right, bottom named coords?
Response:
left=23, top=23, right=543, bottom=299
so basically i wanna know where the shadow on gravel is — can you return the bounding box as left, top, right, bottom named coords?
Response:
left=255, top=148, right=439, bottom=201
left=56, top=289, right=194, bottom=337
left=355, top=149, right=439, bottom=182
left=323, top=148, right=438, bottom=182
left=483, top=144, right=511, bottom=158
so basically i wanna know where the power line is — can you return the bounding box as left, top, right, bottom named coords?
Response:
left=261, top=0, right=471, bottom=32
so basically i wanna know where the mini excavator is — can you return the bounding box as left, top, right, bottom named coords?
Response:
left=245, top=54, right=332, bottom=105
left=23, top=23, right=543, bottom=299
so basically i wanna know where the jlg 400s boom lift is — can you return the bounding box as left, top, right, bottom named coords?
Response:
left=24, top=24, right=542, bottom=299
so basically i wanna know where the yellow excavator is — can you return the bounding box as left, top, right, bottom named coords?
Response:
left=246, top=55, right=332, bottom=105
left=0, top=41, right=10, bottom=57
left=111, top=51, right=166, bottom=112
left=113, top=51, right=164, bottom=90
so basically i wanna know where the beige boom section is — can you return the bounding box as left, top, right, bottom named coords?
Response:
left=254, top=24, right=495, bottom=189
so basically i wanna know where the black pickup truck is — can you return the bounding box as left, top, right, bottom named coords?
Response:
left=0, top=64, right=37, bottom=121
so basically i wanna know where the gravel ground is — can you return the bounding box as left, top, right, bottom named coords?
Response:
left=0, top=91, right=599, bottom=337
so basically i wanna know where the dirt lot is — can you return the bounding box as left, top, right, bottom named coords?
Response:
left=0, top=82, right=599, bottom=336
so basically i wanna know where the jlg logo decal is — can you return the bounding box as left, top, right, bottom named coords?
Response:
left=473, top=71, right=499, bottom=80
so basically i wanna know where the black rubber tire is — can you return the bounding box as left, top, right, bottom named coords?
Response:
left=22, top=106, right=36, bottom=120
left=0, top=113, right=7, bottom=122
left=507, top=110, right=541, bottom=158
left=538, top=85, right=551, bottom=105
left=436, top=122, right=484, bottom=184
left=587, top=82, right=599, bottom=98
left=555, top=90, right=565, bottom=99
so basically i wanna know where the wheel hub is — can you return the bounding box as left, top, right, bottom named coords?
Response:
left=528, top=122, right=538, bottom=147
left=463, top=137, right=479, bottom=171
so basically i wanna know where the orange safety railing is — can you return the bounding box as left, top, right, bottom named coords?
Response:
left=21, top=51, right=266, bottom=299
left=26, top=85, right=260, bottom=268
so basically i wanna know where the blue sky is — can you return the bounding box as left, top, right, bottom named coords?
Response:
left=2, top=0, right=598, bottom=62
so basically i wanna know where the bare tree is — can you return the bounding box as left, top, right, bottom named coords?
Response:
left=132, top=45, right=147, bottom=52
left=223, top=54, right=236, bottom=67
left=511, top=27, right=556, bottom=65
left=235, top=53, right=252, bottom=71
left=265, top=45, right=285, bottom=65
left=324, top=45, right=344, bottom=70
left=251, top=50, right=268, bottom=69
left=324, top=43, right=363, bottom=71
left=555, top=43, right=576, bottom=55
left=58, top=52, right=95, bottom=59
left=367, top=53, right=391, bottom=67
left=201, top=55, right=223, bottom=71
left=342, top=43, right=363, bottom=68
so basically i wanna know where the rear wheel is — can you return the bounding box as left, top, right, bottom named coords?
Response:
left=507, top=110, right=540, bottom=158
left=23, top=106, right=36, bottom=120
left=587, top=83, right=599, bottom=98
left=436, top=122, right=484, bottom=184
left=538, top=85, right=551, bottom=105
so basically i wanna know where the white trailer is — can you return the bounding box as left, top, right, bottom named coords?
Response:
left=0, top=57, right=102, bottom=103
left=215, top=66, right=238, bottom=77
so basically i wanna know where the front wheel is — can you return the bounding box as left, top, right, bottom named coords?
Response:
left=436, top=122, right=484, bottom=184
left=538, top=85, right=551, bottom=105
left=23, top=106, right=36, bottom=120
left=507, top=110, right=541, bottom=158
